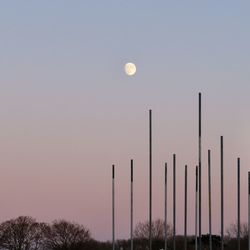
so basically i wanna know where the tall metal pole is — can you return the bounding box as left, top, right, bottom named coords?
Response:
left=131, top=159, right=134, bottom=250
left=208, top=150, right=212, bottom=250
left=149, top=110, right=152, bottom=250
left=112, top=165, right=115, bottom=250
left=248, top=172, right=250, bottom=250
left=195, top=166, right=198, bottom=250
left=184, top=165, right=187, bottom=250
left=173, top=154, right=176, bottom=250
left=220, top=136, right=224, bottom=250
left=164, top=162, right=168, bottom=250
left=198, top=92, right=202, bottom=250
left=237, top=158, right=240, bottom=250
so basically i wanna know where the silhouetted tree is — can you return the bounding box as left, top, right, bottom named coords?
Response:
left=226, top=222, right=248, bottom=240
left=132, top=219, right=173, bottom=250
left=43, top=220, right=91, bottom=250
left=224, top=222, right=248, bottom=250
left=0, top=216, right=46, bottom=250
left=134, top=219, right=172, bottom=240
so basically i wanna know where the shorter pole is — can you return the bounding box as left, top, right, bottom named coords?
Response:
left=195, top=166, right=198, bottom=250
left=184, top=165, right=187, bottom=250
left=198, top=92, right=202, bottom=250
left=112, top=165, right=115, bottom=250
left=208, top=150, right=212, bottom=250
left=221, top=136, right=224, bottom=250
left=131, top=160, right=134, bottom=250
left=173, top=154, right=176, bottom=250
left=248, top=172, right=250, bottom=250
left=164, top=162, right=168, bottom=250
left=237, top=158, right=240, bottom=250
left=149, top=109, right=152, bottom=250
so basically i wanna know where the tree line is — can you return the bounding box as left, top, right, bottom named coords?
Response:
left=0, top=216, right=248, bottom=250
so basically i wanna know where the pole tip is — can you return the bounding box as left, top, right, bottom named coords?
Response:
left=220, top=136, right=223, bottom=142
left=112, top=165, right=115, bottom=179
left=248, top=172, right=250, bottom=194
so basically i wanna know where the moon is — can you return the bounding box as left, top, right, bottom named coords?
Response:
left=124, top=62, right=136, bottom=76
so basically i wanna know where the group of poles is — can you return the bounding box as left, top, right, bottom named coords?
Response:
left=111, top=93, right=250, bottom=250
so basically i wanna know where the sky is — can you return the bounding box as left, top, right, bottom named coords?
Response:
left=0, top=1, right=250, bottom=241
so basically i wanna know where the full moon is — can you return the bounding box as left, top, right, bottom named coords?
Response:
left=124, top=62, right=136, bottom=76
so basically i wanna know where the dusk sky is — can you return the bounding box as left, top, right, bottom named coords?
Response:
left=0, top=1, right=250, bottom=241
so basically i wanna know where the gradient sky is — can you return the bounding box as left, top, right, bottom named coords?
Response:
left=0, top=1, right=250, bottom=241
